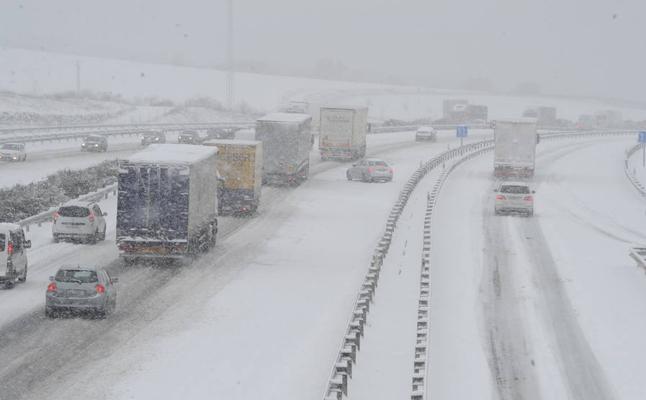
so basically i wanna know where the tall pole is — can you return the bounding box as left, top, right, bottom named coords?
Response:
left=75, top=60, right=81, bottom=92
left=226, top=0, right=234, bottom=110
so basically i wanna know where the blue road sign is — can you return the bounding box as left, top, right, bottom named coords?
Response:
left=457, top=126, right=468, bottom=138
left=639, top=131, right=646, bottom=143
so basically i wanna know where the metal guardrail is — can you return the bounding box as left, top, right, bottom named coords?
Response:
left=629, top=246, right=646, bottom=272
left=624, top=143, right=646, bottom=197
left=18, top=183, right=118, bottom=232
left=321, top=139, right=494, bottom=400
left=0, top=121, right=255, bottom=145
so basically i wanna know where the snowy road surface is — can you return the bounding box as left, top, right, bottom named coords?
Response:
left=429, top=137, right=646, bottom=400
left=0, top=131, right=490, bottom=400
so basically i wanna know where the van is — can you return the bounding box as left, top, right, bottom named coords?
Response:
left=0, top=223, right=31, bottom=288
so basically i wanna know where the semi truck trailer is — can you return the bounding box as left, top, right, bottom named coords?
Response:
left=116, top=144, right=219, bottom=262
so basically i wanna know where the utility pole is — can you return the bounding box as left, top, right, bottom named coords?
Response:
left=226, top=0, right=234, bottom=110
left=75, top=60, right=81, bottom=92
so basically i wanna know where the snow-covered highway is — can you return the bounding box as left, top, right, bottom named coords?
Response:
left=1, top=129, right=646, bottom=400
left=0, top=130, right=490, bottom=400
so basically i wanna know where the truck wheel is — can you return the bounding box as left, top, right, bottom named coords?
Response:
left=45, top=307, right=56, bottom=318
left=18, top=265, right=27, bottom=283
left=346, top=171, right=352, bottom=181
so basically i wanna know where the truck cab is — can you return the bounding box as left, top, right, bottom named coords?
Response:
left=0, top=223, right=31, bottom=288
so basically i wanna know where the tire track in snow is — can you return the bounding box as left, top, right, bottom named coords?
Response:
left=517, top=217, right=617, bottom=400
left=482, top=205, right=542, bottom=400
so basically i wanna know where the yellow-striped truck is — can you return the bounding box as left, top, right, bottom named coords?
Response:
left=204, top=140, right=263, bottom=215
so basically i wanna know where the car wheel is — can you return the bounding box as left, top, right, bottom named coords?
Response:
left=87, top=231, right=98, bottom=245
left=18, top=264, right=27, bottom=283
left=362, top=172, right=369, bottom=182
left=94, top=308, right=107, bottom=319
left=53, top=235, right=60, bottom=243
left=4, top=280, right=15, bottom=289
left=45, top=307, right=56, bottom=318
left=346, top=171, right=352, bottom=181
left=100, top=227, right=106, bottom=241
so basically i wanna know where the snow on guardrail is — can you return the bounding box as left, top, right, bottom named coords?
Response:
left=624, top=143, right=646, bottom=197
left=0, top=121, right=255, bottom=145
left=18, top=182, right=118, bottom=231
left=321, top=139, right=493, bottom=400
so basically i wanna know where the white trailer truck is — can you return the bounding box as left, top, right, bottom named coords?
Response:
left=319, top=106, right=368, bottom=160
left=255, top=113, right=312, bottom=185
left=493, top=118, right=538, bottom=178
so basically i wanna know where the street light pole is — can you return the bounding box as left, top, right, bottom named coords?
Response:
left=226, top=0, right=234, bottom=110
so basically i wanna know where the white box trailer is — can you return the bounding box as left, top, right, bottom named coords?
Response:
left=255, top=113, right=312, bottom=185
left=493, top=118, right=538, bottom=178
left=116, top=144, right=219, bottom=261
left=319, top=106, right=368, bottom=160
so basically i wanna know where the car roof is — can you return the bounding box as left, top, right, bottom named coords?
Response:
left=0, top=223, right=21, bottom=232
left=60, top=200, right=95, bottom=208
left=2, top=142, right=23, bottom=146
left=498, top=181, right=530, bottom=187
left=85, top=135, right=105, bottom=139
left=363, top=158, right=386, bottom=162
left=57, top=264, right=102, bottom=271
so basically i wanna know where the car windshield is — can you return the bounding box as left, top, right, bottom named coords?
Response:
left=1, top=144, right=20, bottom=150
left=500, top=185, right=530, bottom=194
left=55, top=269, right=98, bottom=283
left=85, top=137, right=102, bottom=142
left=369, top=161, right=388, bottom=167
left=58, top=206, right=90, bottom=217
left=0, top=233, right=4, bottom=252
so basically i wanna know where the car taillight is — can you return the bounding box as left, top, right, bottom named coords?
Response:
left=496, top=195, right=506, bottom=200
left=47, top=282, right=57, bottom=292
left=388, top=167, right=393, bottom=174
left=95, top=284, right=105, bottom=294
left=368, top=167, right=375, bottom=173
left=88, top=212, right=95, bottom=223
left=53, top=211, right=60, bottom=220
left=7, top=242, right=13, bottom=256
left=524, top=195, right=533, bottom=201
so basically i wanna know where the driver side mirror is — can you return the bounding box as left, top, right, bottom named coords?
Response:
left=493, top=188, right=498, bottom=192
left=102, top=212, right=108, bottom=216
left=352, top=163, right=358, bottom=167
left=532, top=190, right=536, bottom=194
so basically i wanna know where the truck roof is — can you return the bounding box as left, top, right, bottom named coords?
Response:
left=320, top=105, right=369, bottom=112
left=257, top=113, right=311, bottom=123
left=495, top=118, right=537, bottom=124
left=127, top=144, right=217, bottom=164
left=203, top=139, right=261, bottom=146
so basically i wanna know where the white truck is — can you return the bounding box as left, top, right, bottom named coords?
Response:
left=116, top=144, right=219, bottom=262
left=319, top=106, right=368, bottom=160
left=255, top=113, right=312, bottom=185
left=493, top=118, right=538, bottom=178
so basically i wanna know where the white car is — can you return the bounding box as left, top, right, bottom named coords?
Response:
left=494, top=181, right=534, bottom=216
left=415, top=126, right=437, bottom=142
left=52, top=201, right=108, bottom=243
left=0, top=143, right=27, bottom=162
left=0, top=223, right=31, bottom=288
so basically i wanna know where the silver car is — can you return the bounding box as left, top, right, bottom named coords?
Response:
left=0, top=143, right=27, bottom=162
left=0, top=223, right=31, bottom=288
left=347, top=158, right=393, bottom=182
left=46, top=265, right=118, bottom=318
left=494, top=181, right=535, bottom=216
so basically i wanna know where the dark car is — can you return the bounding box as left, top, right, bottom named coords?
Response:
left=81, top=135, right=108, bottom=152
left=207, top=127, right=237, bottom=140
left=178, top=130, right=206, bottom=145
left=141, top=130, right=166, bottom=146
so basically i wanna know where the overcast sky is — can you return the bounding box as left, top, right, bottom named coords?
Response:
left=1, top=0, right=645, bottom=101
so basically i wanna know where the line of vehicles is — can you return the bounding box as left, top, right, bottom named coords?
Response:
left=492, top=118, right=538, bottom=216
left=0, top=104, right=445, bottom=319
